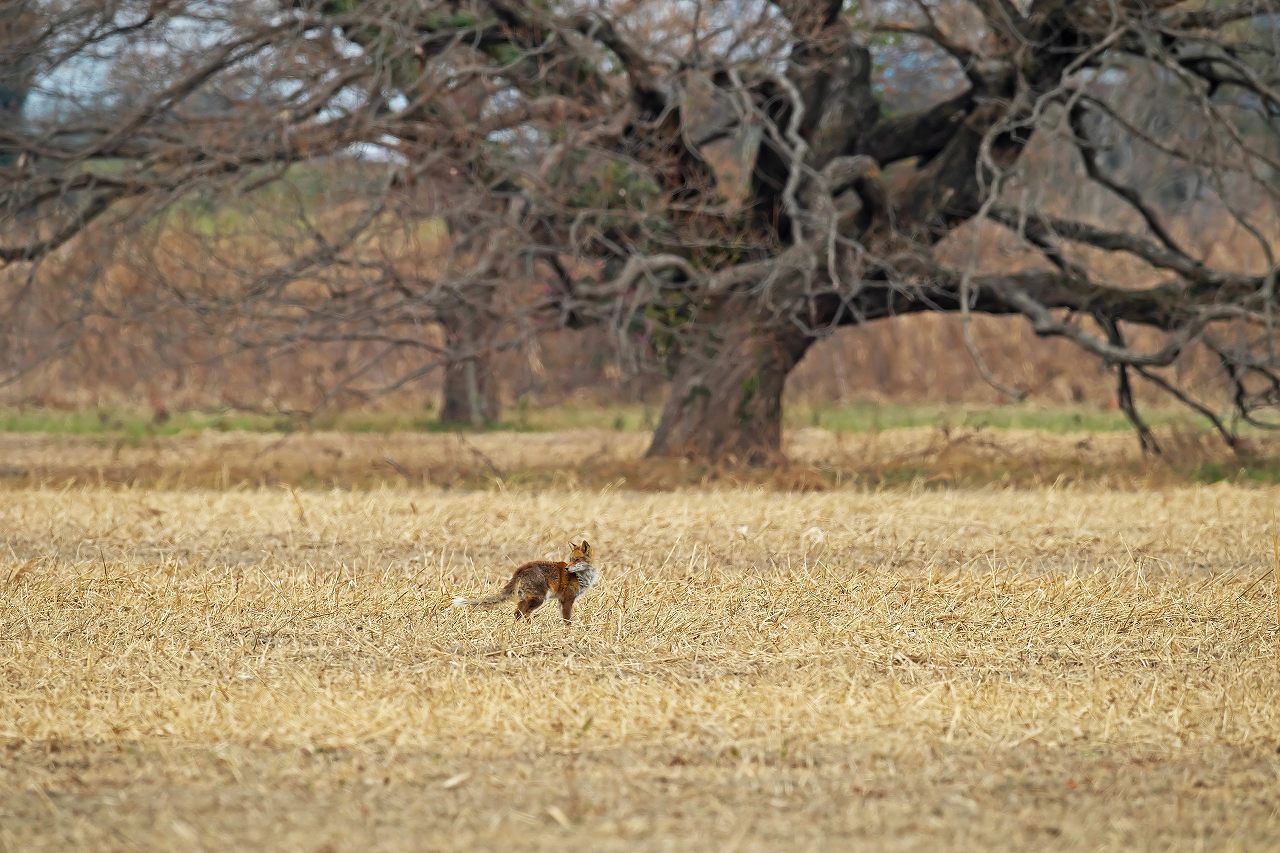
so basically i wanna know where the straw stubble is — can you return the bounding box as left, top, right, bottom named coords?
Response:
left=1, top=484, right=1276, bottom=850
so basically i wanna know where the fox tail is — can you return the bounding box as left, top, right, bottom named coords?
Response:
left=452, top=578, right=516, bottom=609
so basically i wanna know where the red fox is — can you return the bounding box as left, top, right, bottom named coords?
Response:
left=452, top=541, right=600, bottom=624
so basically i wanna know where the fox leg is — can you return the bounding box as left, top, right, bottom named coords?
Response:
left=514, top=594, right=545, bottom=620
left=560, top=596, right=574, bottom=625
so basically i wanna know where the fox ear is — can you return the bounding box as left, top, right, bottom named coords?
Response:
left=581, top=540, right=591, bottom=553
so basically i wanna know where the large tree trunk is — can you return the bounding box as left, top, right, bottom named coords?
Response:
left=438, top=305, right=500, bottom=428
left=646, top=300, right=814, bottom=465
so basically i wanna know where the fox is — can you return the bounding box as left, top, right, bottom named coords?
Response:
left=452, top=541, right=600, bottom=624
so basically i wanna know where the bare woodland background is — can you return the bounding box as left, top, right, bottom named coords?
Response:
left=2, top=1, right=1277, bottom=450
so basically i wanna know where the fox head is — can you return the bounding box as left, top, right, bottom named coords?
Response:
left=568, top=540, right=594, bottom=564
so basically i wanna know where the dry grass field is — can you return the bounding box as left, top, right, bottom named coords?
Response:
left=2, top=434, right=1278, bottom=851
left=1, top=423, right=1275, bottom=490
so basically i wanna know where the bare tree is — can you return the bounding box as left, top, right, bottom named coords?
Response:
left=0, top=2, right=34, bottom=166
left=2, top=1, right=1278, bottom=460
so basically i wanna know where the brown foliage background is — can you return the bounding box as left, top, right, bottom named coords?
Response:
left=1, top=213, right=1245, bottom=416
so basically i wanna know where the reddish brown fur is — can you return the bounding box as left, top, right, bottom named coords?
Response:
left=454, top=541, right=597, bottom=624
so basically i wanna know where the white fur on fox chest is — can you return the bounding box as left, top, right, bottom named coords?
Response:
left=551, top=562, right=599, bottom=599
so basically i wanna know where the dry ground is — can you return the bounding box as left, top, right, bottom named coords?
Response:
left=2, top=470, right=1278, bottom=851
left=0, top=425, right=1269, bottom=490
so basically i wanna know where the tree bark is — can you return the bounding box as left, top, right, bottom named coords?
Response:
left=646, top=300, right=814, bottom=465
left=438, top=305, right=500, bottom=428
